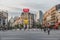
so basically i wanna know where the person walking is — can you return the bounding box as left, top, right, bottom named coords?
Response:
left=44, top=27, right=46, bottom=32
left=24, top=25, right=27, bottom=31
left=47, top=28, right=50, bottom=35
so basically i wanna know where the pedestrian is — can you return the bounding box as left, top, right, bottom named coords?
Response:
left=47, top=28, right=50, bottom=35
left=44, top=27, right=46, bottom=32
left=24, top=25, right=27, bottom=31
left=20, top=27, right=22, bottom=30
left=24, top=27, right=26, bottom=30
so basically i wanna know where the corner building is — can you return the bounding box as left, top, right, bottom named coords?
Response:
left=43, top=4, right=60, bottom=29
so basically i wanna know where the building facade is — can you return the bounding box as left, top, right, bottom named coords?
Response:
left=43, top=4, right=60, bottom=29
left=0, top=10, right=8, bottom=29
left=12, top=12, right=35, bottom=28
left=12, top=17, right=22, bottom=27
left=21, top=12, right=34, bottom=28
left=36, top=10, right=43, bottom=24
left=9, top=17, right=15, bottom=27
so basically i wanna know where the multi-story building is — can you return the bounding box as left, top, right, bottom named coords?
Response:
left=43, top=4, right=60, bottom=28
left=0, top=10, right=8, bottom=29
left=39, top=11, right=43, bottom=24
left=36, top=10, right=43, bottom=24
left=9, top=17, right=14, bottom=27
left=12, top=13, right=34, bottom=28
left=21, top=12, right=34, bottom=28
left=43, top=6, right=57, bottom=27
left=12, top=8, right=35, bottom=28
left=12, top=17, right=22, bottom=27
left=14, top=16, right=19, bottom=21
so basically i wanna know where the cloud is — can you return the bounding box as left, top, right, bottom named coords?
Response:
left=0, top=0, right=60, bottom=19
left=20, top=0, right=60, bottom=12
left=8, top=11, right=21, bottom=20
left=20, top=3, right=51, bottom=12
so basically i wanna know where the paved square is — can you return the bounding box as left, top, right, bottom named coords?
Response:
left=0, top=29, right=60, bottom=40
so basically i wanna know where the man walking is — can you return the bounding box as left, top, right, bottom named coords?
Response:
left=47, top=28, right=50, bottom=35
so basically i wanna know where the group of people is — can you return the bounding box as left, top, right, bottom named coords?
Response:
left=42, top=27, right=51, bottom=35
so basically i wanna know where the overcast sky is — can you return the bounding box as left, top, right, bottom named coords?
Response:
left=0, top=0, right=60, bottom=20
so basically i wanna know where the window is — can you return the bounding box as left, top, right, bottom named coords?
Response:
left=3, top=20, right=5, bottom=25
left=51, top=22, right=55, bottom=25
left=0, top=19, right=1, bottom=24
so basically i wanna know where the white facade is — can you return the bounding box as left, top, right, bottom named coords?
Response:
left=35, top=11, right=39, bottom=22
left=9, top=17, right=14, bottom=27
left=35, top=11, right=43, bottom=24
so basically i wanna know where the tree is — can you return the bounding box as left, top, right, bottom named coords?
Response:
left=15, top=24, right=19, bottom=29
left=19, top=24, right=24, bottom=28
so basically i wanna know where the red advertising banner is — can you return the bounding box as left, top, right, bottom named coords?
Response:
left=23, top=8, right=29, bottom=13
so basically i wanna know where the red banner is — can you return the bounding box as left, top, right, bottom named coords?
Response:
left=23, top=8, right=29, bottom=13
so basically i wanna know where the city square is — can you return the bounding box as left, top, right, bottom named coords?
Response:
left=0, top=0, right=60, bottom=40
left=0, top=29, right=60, bottom=40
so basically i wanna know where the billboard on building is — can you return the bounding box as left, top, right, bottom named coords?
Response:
left=23, top=8, right=29, bottom=13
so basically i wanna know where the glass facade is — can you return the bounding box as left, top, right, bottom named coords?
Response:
left=39, top=11, right=43, bottom=24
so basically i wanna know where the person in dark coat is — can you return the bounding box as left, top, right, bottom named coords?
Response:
left=47, top=28, right=50, bottom=35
